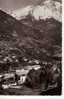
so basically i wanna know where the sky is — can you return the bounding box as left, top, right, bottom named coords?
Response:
left=0, top=0, right=41, bottom=12
left=0, top=0, right=61, bottom=13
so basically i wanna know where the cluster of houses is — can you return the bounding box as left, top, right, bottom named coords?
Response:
left=0, top=55, right=61, bottom=89
left=0, top=63, right=41, bottom=89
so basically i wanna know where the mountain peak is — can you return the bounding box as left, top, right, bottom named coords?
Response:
left=11, top=0, right=61, bottom=22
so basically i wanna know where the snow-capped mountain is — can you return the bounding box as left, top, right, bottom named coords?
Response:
left=11, top=0, right=62, bottom=22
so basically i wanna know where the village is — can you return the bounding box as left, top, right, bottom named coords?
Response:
left=0, top=59, right=41, bottom=89
left=0, top=57, right=61, bottom=92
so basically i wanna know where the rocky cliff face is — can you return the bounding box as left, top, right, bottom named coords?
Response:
left=11, top=0, right=61, bottom=22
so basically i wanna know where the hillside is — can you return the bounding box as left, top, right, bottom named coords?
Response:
left=0, top=9, right=62, bottom=71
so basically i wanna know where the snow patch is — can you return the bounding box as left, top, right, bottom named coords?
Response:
left=11, top=6, right=33, bottom=20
